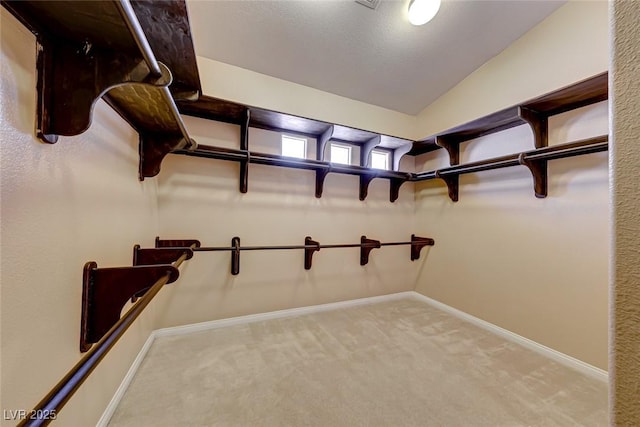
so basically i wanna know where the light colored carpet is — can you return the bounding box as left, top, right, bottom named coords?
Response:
left=108, top=297, right=607, bottom=426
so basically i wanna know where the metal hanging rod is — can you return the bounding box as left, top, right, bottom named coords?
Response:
left=193, top=241, right=420, bottom=252
left=115, top=0, right=163, bottom=78
left=414, top=136, right=608, bottom=181
left=174, top=144, right=411, bottom=202
left=115, top=0, right=196, bottom=150
left=18, top=246, right=195, bottom=427
left=171, top=235, right=436, bottom=275
left=176, top=144, right=410, bottom=180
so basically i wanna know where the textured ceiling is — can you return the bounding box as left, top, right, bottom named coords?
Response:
left=187, top=0, right=565, bottom=115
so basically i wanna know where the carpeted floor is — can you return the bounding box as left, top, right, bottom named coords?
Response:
left=108, top=297, right=607, bottom=426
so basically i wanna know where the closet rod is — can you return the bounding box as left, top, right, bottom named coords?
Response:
left=115, top=0, right=162, bottom=77
left=17, top=249, right=193, bottom=427
left=193, top=241, right=420, bottom=252
left=175, top=144, right=411, bottom=180
left=413, top=136, right=608, bottom=181
left=116, top=0, right=196, bottom=149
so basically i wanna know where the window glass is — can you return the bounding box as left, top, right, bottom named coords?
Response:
left=281, top=135, right=307, bottom=159
left=371, top=150, right=390, bottom=170
left=330, top=144, right=352, bottom=165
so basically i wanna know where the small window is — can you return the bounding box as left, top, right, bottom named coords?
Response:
left=371, top=150, right=390, bottom=170
left=281, top=135, right=307, bottom=159
left=330, top=143, right=352, bottom=165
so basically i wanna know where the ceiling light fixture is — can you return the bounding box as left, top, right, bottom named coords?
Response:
left=407, top=0, right=441, bottom=26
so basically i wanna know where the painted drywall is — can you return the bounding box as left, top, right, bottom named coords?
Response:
left=151, top=117, right=417, bottom=328
left=0, top=10, right=162, bottom=427
left=414, top=101, right=609, bottom=370
left=415, top=0, right=608, bottom=139
left=197, top=57, right=417, bottom=141
left=610, top=0, right=640, bottom=424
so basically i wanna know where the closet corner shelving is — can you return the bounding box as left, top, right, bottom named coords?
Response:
left=411, top=72, right=608, bottom=201
left=2, top=0, right=609, bottom=202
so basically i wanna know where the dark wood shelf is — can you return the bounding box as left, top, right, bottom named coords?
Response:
left=410, top=72, right=608, bottom=156
left=2, top=0, right=200, bottom=178
left=177, top=95, right=415, bottom=167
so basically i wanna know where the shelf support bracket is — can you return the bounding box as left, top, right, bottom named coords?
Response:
left=411, top=235, right=435, bottom=261
left=239, top=108, right=251, bottom=193
left=518, top=153, right=548, bottom=198
left=360, top=236, right=381, bottom=266
left=392, top=144, right=413, bottom=171
left=315, top=167, right=332, bottom=198
left=139, top=134, right=195, bottom=180
left=361, top=135, right=381, bottom=167
left=518, top=107, right=548, bottom=149
left=390, top=177, right=407, bottom=203
left=80, top=262, right=179, bottom=352
left=435, top=171, right=459, bottom=202
left=359, top=173, right=377, bottom=201
left=33, top=37, right=172, bottom=144
left=317, top=125, right=334, bottom=161
left=304, top=236, right=320, bottom=270
left=435, top=136, right=460, bottom=166
left=231, top=236, right=241, bottom=275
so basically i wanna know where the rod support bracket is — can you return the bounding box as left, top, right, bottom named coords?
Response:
left=80, top=262, right=179, bottom=352
left=360, top=236, right=381, bottom=266
left=231, top=237, right=241, bottom=275
left=411, top=234, right=435, bottom=261
left=155, top=237, right=201, bottom=248
left=304, top=236, right=321, bottom=270
left=518, top=153, right=548, bottom=198
left=435, top=171, right=459, bottom=202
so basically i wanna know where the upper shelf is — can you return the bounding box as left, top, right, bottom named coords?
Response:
left=177, top=95, right=414, bottom=151
left=410, top=72, right=608, bottom=155
left=2, top=0, right=200, bottom=170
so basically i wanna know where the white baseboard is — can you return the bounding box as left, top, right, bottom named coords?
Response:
left=96, top=333, right=156, bottom=427
left=407, top=291, right=608, bottom=382
left=154, top=291, right=415, bottom=338
left=98, top=290, right=607, bottom=425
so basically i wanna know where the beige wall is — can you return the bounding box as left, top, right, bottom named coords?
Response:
left=414, top=102, right=609, bottom=370
left=610, top=0, right=640, bottom=424
left=415, top=0, right=609, bottom=138
left=0, top=10, right=163, bottom=427
left=197, top=57, right=417, bottom=141
left=152, top=116, right=417, bottom=328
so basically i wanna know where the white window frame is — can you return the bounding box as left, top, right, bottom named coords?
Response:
left=370, top=149, right=391, bottom=170
left=281, top=135, right=307, bottom=159
left=329, top=143, right=352, bottom=165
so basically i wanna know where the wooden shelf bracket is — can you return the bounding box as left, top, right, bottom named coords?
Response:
left=360, top=236, right=381, bottom=266
left=240, top=108, right=251, bottom=193
left=33, top=38, right=172, bottom=144
left=361, top=135, right=381, bottom=167
left=316, top=125, right=334, bottom=161
left=231, top=236, right=241, bottom=275
left=80, top=262, right=180, bottom=352
left=518, top=107, right=548, bottom=149
left=304, top=236, right=321, bottom=270
left=518, top=153, right=548, bottom=198
left=411, top=234, right=436, bottom=260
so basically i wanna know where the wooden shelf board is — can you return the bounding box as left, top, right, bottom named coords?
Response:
left=410, top=72, right=608, bottom=156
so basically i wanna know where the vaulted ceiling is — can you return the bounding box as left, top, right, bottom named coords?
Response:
left=187, top=0, right=565, bottom=115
